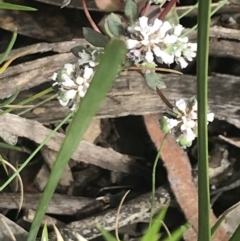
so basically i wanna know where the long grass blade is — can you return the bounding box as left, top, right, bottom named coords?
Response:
left=27, top=38, right=127, bottom=241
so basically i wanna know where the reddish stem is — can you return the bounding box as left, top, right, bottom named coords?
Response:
left=158, top=0, right=179, bottom=20
left=140, top=0, right=151, bottom=16
left=156, top=87, right=173, bottom=109
left=82, top=0, right=100, bottom=32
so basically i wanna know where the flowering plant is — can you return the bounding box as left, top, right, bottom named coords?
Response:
left=50, top=0, right=213, bottom=148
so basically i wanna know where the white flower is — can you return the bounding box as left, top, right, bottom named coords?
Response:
left=166, top=117, right=179, bottom=129
left=160, top=96, right=214, bottom=148
left=126, top=17, right=175, bottom=65
left=125, top=17, right=197, bottom=68
left=78, top=46, right=103, bottom=68
left=64, top=63, right=74, bottom=75
left=51, top=63, right=94, bottom=110
left=207, top=112, right=214, bottom=122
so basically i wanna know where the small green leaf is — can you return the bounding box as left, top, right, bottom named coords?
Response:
left=83, top=28, right=109, bottom=48
left=41, top=222, right=48, bottom=241
left=0, top=89, right=19, bottom=108
left=163, top=223, right=189, bottom=241
left=0, top=32, right=17, bottom=66
left=107, top=20, right=125, bottom=37
left=178, top=136, right=192, bottom=148
left=145, top=71, right=166, bottom=90
left=160, top=117, right=171, bottom=134
left=229, top=224, right=240, bottom=241
left=142, top=206, right=168, bottom=241
left=97, top=225, right=118, bottom=241
left=165, top=4, right=179, bottom=26
left=71, top=46, right=88, bottom=58
left=0, top=2, right=37, bottom=11
left=124, top=0, right=138, bottom=24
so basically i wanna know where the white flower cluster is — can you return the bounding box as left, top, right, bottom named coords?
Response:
left=126, top=16, right=197, bottom=68
left=51, top=63, right=94, bottom=110
left=160, top=97, right=214, bottom=147
left=77, top=46, right=103, bottom=67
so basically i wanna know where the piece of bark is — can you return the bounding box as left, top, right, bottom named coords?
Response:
left=15, top=71, right=240, bottom=131
left=82, top=119, right=101, bottom=143
left=34, top=163, right=51, bottom=191
left=0, top=213, right=28, bottom=241
left=0, top=113, right=149, bottom=178
left=143, top=114, right=228, bottom=241
left=0, top=0, right=92, bottom=42
left=23, top=209, right=65, bottom=227
left=41, top=146, right=73, bottom=188
left=0, top=193, right=92, bottom=215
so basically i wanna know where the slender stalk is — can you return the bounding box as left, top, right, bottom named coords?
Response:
left=149, top=134, right=167, bottom=226
left=82, top=0, right=100, bottom=32
left=197, top=0, right=211, bottom=240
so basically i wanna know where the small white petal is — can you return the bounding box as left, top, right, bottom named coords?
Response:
left=59, top=98, right=69, bottom=107
left=145, top=50, right=154, bottom=63
left=177, top=57, right=188, bottom=69
left=51, top=73, right=58, bottom=80
left=61, top=74, right=76, bottom=87
left=76, top=77, right=84, bottom=85
left=159, top=21, right=172, bottom=38
left=138, top=16, right=149, bottom=30
left=83, top=66, right=93, bottom=80
left=176, top=99, right=187, bottom=113
left=174, top=24, right=184, bottom=36
left=207, top=113, right=214, bottom=122
left=126, top=39, right=140, bottom=49
left=185, top=128, right=196, bottom=141
left=167, top=118, right=179, bottom=129
left=151, top=18, right=162, bottom=33
left=78, top=86, right=86, bottom=97
left=66, top=89, right=77, bottom=99
left=64, top=63, right=74, bottom=75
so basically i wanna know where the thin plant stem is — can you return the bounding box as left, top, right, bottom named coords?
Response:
left=18, top=93, right=58, bottom=116
left=149, top=133, right=167, bottom=227
left=82, top=0, right=100, bottom=32
left=0, top=87, right=53, bottom=116
left=197, top=0, right=211, bottom=240
left=158, top=0, right=178, bottom=20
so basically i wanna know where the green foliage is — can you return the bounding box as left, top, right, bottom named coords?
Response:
left=0, top=32, right=17, bottom=66
left=0, top=90, right=19, bottom=108
left=229, top=224, right=240, bottom=241
left=98, top=207, right=185, bottom=241
left=27, top=38, right=127, bottom=241
left=143, top=207, right=168, bottom=241
left=145, top=71, right=166, bottom=90
left=196, top=0, right=212, bottom=240
left=41, top=222, right=48, bottom=241
left=105, top=14, right=125, bottom=37
left=165, top=4, right=179, bottom=26
left=124, top=0, right=138, bottom=25
left=0, top=2, right=36, bottom=11
left=83, top=28, right=109, bottom=47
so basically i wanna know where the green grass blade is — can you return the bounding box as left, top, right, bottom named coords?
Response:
left=0, top=2, right=37, bottom=11
left=0, top=32, right=17, bottom=66
left=97, top=225, right=118, bottom=241
left=149, top=134, right=167, bottom=226
left=0, top=90, right=19, bottom=108
left=27, top=38, right=127, bottom=241
left=163, top=224, right=189, bottom=241
left=0, top=112, right=73, bottom=191
left=142, top=206, right=168, bottom=241
left=197, top=0, right=211, bottom=241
